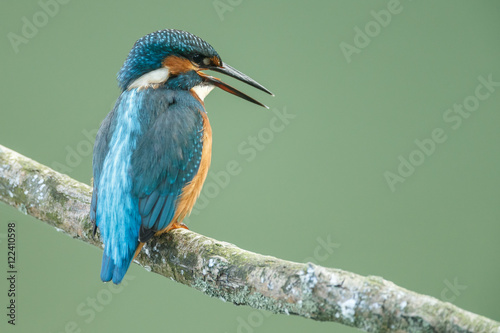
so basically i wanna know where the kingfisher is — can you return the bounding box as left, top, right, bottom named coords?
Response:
left=90, top=29, right=272, bottom=284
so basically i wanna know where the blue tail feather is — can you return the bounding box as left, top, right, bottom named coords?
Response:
left=100, top=252, right=115, bottom=282
left=112, top=260, right=133, bottom=284
left=100, top=251, right=134, bottom=284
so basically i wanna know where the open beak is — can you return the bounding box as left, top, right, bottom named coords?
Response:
left=199, top=62, right=273, bottom=109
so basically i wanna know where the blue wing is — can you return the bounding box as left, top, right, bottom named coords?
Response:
left=91, top=88, right=204, bottom=284
left=92, top=90, right=145, bottom=284
left=131, top=93, right=204, bottom=242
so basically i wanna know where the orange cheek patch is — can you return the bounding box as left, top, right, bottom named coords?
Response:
left=210, top=56, right=221, bottom=67
left=162, top=55, right=197, bottom=74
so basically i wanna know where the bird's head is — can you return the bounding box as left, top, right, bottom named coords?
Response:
left=117, top=29, right=273, bottom=107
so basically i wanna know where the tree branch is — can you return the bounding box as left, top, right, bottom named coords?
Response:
left=0, top=143, right=498, bottom=333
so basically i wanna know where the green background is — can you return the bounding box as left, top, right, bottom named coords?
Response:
left=1, top=1, right=499, bottom=332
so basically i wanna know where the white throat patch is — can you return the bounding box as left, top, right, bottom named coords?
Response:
left=128, top=68, right=170, bottom=89
left=192, top=84, right=215, bottom=101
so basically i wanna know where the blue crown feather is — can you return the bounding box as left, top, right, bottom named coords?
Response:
left=117, top=29, right=220, bottom=91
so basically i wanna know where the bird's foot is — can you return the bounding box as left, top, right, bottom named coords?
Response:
left=166, top=222, right=189, bottom=232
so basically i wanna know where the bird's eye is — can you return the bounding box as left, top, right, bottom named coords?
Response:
left=192, top=54, right=210, bottom=67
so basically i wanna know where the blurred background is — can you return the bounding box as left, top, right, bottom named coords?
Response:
left=1, top=1, right=499, bottom=332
